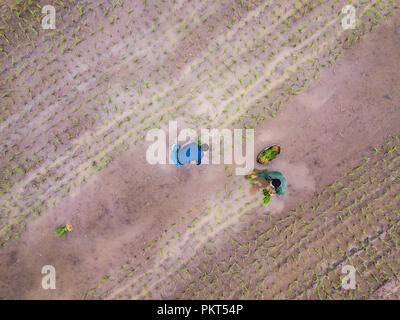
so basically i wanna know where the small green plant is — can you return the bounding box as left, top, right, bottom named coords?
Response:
left=262, top=189, right=271, bottom=206
left=55, top=224, right=72, bottom=237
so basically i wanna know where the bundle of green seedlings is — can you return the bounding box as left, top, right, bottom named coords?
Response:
left=262, top=188, right=271, bottom=206
left=258, top=145, right=280, bottom=164
left=55, top=224, right=72, bottom=237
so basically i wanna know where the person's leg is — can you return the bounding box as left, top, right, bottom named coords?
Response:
left=197, top=144, right=208, bottom=165
left=197, top=145, right=202, bottom=165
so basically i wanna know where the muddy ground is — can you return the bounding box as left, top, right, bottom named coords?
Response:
left=0, top=2, right=399, bottom=299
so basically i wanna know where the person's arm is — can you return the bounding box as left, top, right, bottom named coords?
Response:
left=196, top=145, right=202, bottom=165
left=256, top=171, right=272, bottom=181
left=197, top=145, right=204, bottom=165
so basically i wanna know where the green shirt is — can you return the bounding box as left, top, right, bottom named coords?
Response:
left=257, top=171, right=287, bottom=195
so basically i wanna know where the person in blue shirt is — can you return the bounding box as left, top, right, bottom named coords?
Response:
left=171, top=142, right=209, bottom=166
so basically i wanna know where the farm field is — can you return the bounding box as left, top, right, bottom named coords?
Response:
left=0, top=0, right=399, bottom=299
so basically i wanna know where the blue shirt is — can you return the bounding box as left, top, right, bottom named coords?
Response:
left=171, top=142, right=204, bottom=166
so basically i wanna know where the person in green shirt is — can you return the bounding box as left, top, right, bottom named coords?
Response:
left=250, top=171, right=287, bottom=196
